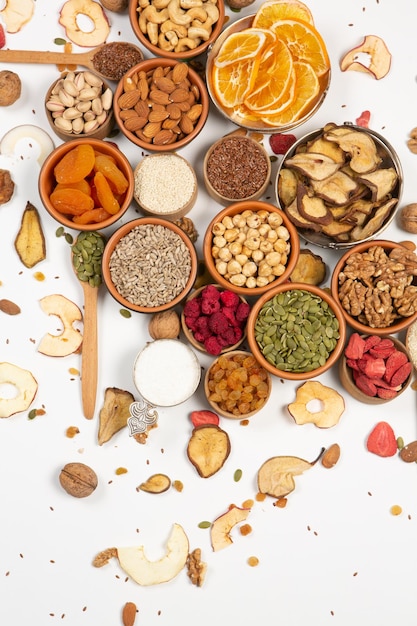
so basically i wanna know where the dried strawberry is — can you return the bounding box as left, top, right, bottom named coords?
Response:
left=390, top=361, right=412, bottom=387
left=366, top=421, right=397, bottom=457
left=269, top=133, right=297, bottom=155
left=384, top=350, right=409, bottom=384
left=369, top=338, right=395, bottom=359
left=362, top=357, right=386, bottom=379
left=0, top=25, right=5, bottom=50
left=376, top=388, right=398, bottom=400
left=346, top=358, right=360, bottom=370
left=354, top=374, right=377, bottom=396
left=190, top=410, right=220, bottom=428
left=344, top=333, right=365, bottom=359
left=363, top=335, right=381, bottom=352
left=355, top=110, right=371, bottom=128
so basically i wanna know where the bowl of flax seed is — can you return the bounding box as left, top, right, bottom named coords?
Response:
left=102, top=217, right=198, bottom=313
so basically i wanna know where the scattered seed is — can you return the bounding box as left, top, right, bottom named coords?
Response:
left=198, top=521, right=211, bottom=529
left=28, top=409, right=37, bottom=420
left=234, top=469, right=243, bottom=482
left=120, top=308, right=132, bottom=318
left=390, top=504, right=402, bottom=516
left=397, top=436, right=404, bottom=450
left=55, top=226, right=65, bottom=237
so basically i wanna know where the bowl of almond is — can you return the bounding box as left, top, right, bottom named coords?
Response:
left=113, top=57, right=209, bottom=151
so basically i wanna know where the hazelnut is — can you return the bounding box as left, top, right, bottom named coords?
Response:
left=59, top=462, right=98, bottom=498
left=0, top=70, right=21, bottom=107
left=399, top=203, right=417, bottom=234
left=100, top=0, right=128, bottom=11
left=148, top=309, right=180, bottom=340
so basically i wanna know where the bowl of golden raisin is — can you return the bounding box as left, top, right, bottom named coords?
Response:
left=38, top=138, right=134, bottom=231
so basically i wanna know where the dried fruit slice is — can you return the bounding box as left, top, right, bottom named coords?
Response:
left=258, top=451, right=322, bottom=497
left=138, top=474, right=171, bottom=494
left=287, top=381, right=345, bottom=428
left=0, top=362, right=38, bottom=418
left=252, top=0, right=314, bottom=29
left=366, top=421, right=397, bottom=457
left=98, top=387, right=135, bottom=445
left=14, top=201, right=46, bottom=268
left=212, top=57, right=261, bottom=108
left=54, top=143, right=96, bottom=184
left=340, top=35, right=392, bottom=80
left=214, top=28, right=274, bottom=67
left=269, top=19, right=330, bottom=76
left=210, top=505, right=251, bottom=551
left=187, top=425, right=231, bottom=478
left=38, top=294, right=83, bottom=357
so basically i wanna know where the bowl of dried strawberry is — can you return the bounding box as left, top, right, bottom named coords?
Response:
left=181, top=284, right=250, bottom=355
left=339, top=332, right=412, bottom=404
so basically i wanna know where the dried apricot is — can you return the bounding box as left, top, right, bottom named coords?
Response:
left=54, top=180, right=92, bottom=195
left=54, top=144, right=96, bottom=184
left=94, top=154, right=129, bottom=194
left=73, top=208, right=112, bottom=225
left=50, top=188, right=94, bottom=216
left=94, top=171, right=120, bottom=215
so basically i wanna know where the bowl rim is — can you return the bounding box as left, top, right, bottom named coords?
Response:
left=113, top=57, right=209, bottom=152
left=128, top=0, right=226, bottom=60
left=275, top=123, right=404, bottom=250
left=330, top=239, right=417, bottom=335
left=204, top=349, right=272, bottom=419
left=203, top=199, right=300, bottom=296
left=205, top=13, right=331, bottom=133
left=338, top=333, right=412, bottom=404
left=180, top=283, right=248, bottom=354
left=38, top=137, right=134, bottom=231
left=102, top=216, right=198, bottom=313
left=246, top=282, right=347, bottom=380
left=203, top=134, right=272, bottom=204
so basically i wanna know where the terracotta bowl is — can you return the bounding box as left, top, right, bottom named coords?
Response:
left=203, top=134, right=271, bottom=205
left=339, top=334, right=412, bottom=404
left=246, top=283, right=346, bottom=381
left=133, top=152, right=197, bottom=220
left=203, top=200, right=300, bottom=297
left=113, top=57, right=209, bottom=152
left=101, top=217, right=198, bottom=313
left=331, top=240, right=417, bottom=336
left=38, top=138, right=134, bottom=231
left=128, top=0, right=225, bottom=60
left=44, top=71, right=114, bottom=142
left=181, top=284, right=249, bottom=354
left=206, top=14, right=331, bottom=133
left=204, top=350, right=272, bottom=419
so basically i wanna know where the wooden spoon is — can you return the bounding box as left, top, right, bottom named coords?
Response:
left=0, top=42, right=143, bottom=82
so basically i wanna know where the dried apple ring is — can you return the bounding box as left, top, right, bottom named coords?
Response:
left=0, top=362, right=38, bottom=418
left=59, top=0, right=111, bottom=48
left=287, top=380, right=345, bottom=428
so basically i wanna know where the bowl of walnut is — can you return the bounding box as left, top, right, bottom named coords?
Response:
left=331, top=240, right=417, bottom=336
left=276, top=123, right=403, bottom=249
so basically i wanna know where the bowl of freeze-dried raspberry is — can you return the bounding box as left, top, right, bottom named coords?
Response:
left=181, top=284, right=250, bottom=355
left=339, top=333, right=412, bottom=404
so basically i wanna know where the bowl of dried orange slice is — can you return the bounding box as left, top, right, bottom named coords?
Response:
left=206, top=0, right=331, bottom=132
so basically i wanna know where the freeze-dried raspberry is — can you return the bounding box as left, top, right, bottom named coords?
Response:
left=201, top=284, right=220, bottom=301
left=222, top=306, right=238, bottom=327
left=235, top=301, right=250, bottom=323
left=195, top=316, right=211, bottom=339
left=269, top=133, right=297, bottom=155
left=208, top=311, right=229, bottom=335
left=204, top=335, right=223, bottom=355
left=201, top=298, right=221, bottom=315
left=221, top=327, right=238, bottom=346
left=219, top=290, right=240, bottom=309
left=183, top=298, right=201, bottom=318
left=184, top=316, right=199, bottom=332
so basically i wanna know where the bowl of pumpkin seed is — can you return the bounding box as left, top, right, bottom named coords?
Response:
left=246, top=282, right=346, bottom=380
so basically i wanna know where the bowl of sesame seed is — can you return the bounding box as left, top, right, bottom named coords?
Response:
left=133, top=153, right=197, bottom=220
left=102, top=217, right=198, bottom=313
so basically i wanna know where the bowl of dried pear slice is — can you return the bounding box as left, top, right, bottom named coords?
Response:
left=275, top=122, right=403, bottom=249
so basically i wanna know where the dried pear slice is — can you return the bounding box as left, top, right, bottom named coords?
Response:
left=356, top=167, right=398, bottom=202
left=324, top=127, right=381, bottom=174
left=277, top=167, right=298, bottom=207
left=14, top=201, right=46, bottom=268
left=284, top=152, right=341, bottom=180
left=349, top=197, right=397, bottom=241
left=289, top=249, right=327, bottom=285
left=306, top=136, right=346, bottom=164
left=310, top=170, right=360, bottom=206
left=285, top=198, right=322, bottom=232
left=187, top=425, right=231, bottom=478
left=138, top=473, right=171, bottom=494
left=98, top=387, right=135, bottom=445
left=297, top=184, right=332, bottom=224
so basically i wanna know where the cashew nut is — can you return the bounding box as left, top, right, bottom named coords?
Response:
left=204, top=1, right=219, bottom=23
left=168, top=0, right=192, bottom=25
left=158, top=31, right=176, bottom=50
left=147, top=21, right=159, bottom=45
left=187, top=25, right=209, bottom=40
left=175, top=37, right=198, bottom=51
left=186, top=6, right=207, bottom=21
left=139, top=5, right=169, bottom=32
left=180, top=0, right=203, bottom=7
left=153, top=0, right=171, bottom=7
left=160, top=19, right=188, bottom=37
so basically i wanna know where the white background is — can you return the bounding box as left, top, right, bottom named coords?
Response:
left=1, top=1, right=417, bottom=624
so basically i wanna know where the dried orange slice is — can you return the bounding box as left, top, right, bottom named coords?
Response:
left=269, top=18, right=330, bottom=76
left=244, top=39, right=294, bottom=112
left=212, top=57, right=261, bottom=108
left=214, top=29, right=274, bottom=68
left=261, top=61, right=320, bottom=126
left=253, top=0, right=314, bottom=29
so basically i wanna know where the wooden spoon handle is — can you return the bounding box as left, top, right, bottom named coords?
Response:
left=81, top=283, right=99, bottom=420
left=0, top=49, right=92, bottom=68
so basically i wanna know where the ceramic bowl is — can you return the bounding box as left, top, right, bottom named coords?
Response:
left=101, top=217, right=198, bottom=313
left=203, top=134, right=271, bottom=205
left=275, top=123, right=403, bottom=249
left=331, top=240, right=417, bottom=336
left=339, top=334, right=412, bottom=404
left=206, top=14, right=331, bottom=133
left=246, top=283, right=346, bottom=381
left=128, top=0, right=225, bottom=60
left=133, top=152, right=197, bottom=220
left=204, top=350, right=272, bottom=419
left=113, top=57, right=209, bottom=152
left=44, top=71, right=114, bottom=142
left=203, top=200, right=300, bottom=297
left=181, top=284, right=250, bottom=354
left=38, top=138, right=134, bottom=231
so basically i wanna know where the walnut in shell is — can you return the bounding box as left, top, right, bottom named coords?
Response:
left=0, top=70, right=21, bottom=106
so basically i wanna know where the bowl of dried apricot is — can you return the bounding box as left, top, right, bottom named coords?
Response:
left=339, top=333, right=412, bottom=404
left=204, top=350, right=272, bottom=419
left=206, top=4, right=331, bottom=133
left=276, top=123, right=403, bottom=249
left=113, top=57, right=209, bottom=151
left=38, top=138, right=134, bottom=231
left=330, top=240, right=417, bottom=335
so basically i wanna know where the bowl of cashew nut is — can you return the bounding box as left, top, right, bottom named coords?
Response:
left=128, top=0, right=225, bottom=60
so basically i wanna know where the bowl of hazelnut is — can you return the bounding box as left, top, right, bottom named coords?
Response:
left=204, top=350, right=272, bottom=419
left=128, top=0, right=225, bottom=60
left=202, top=200, right=300, bottom=297
left=113, top=57, right=209, bottom=151
left=330, top=239, right=417, bottom=336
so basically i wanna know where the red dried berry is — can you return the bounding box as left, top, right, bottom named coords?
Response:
left=390, top=362, right=412, bottom=387
left=362, top=357, right=386, bottom=379
left=366, top=421, right=397, bottom=457
left=221, top=327, right=238, bottom=346
left=345, top=333, right=366, bottom=360
left=0, top=25, right=5, bottom=50
left=222, top=306, right=239, bottom=327
left=184, top=316, right=199, bottom=332
left=355, top=110, right=371, bottom=128
left=376, top=388, right=398, bottom=400
left=219, top=290, right=240, bottom=309
left=363, top=335, right=381, bottom=352
left=201, top=298, right=221, bottom=315
left=355, top=374, right=377, bottom=397
left=204, top=335, right=223, bottom=355
left=208, top=311, right=229, bottom=335
left=235, top=301, right=250, bottom=323
left=384, top=350, right=409, bottom=384
left=269, top=133, right=297, bottom=155
left=183, top=298, right=201, bottom=318
left=369, top=338, right=395, bottom=359
left=201, top=285, right=220, bottom=301
left=190, top=410, right=220, bottom=428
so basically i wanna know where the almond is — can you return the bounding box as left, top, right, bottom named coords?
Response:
left=119, top=109, right=140, bottom=121
left=172, top=62, right=189, bottom=84
left=122, top=601, right=137, bottom=626
left=149, top=89, right=171, bottom=106
left=321, top=443, right=341, bottom=469
left=123, top=75, right=137, bottom=92
left=155, top=76, right=176, bottom=94
left=179, top=113, right=194, bottom=135
left=148, top=108, right=169, bottom=123
left=134, top=100, right=149, bottom=118
left=0, top=299, right=21, bottom=315
left=187, top=103, right=203, bottom=122
left=143, top=121, right=162, bottom=138
left=170, top=87, right=190, bottom=103
left=166, top=103, right=182, bottom=120
left=138, top=76, right=149, bottom=100
left=118, top=89, right=141, bottom=109
left=162, top=118, right=181, bottom=131
left=124, top=116, right=148, bottom=132
left=153, top=129, right=176, bottom=145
